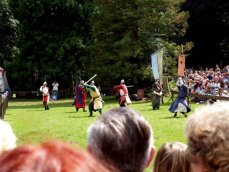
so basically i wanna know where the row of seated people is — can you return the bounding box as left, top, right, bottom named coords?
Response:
left=0, top=103, right=228, bottom=172
left=186, top=66, right=229, bottom=98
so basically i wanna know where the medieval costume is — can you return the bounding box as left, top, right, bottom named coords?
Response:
left=113, top=79, right=132, bottom=107
left=75, top=80, right=87, bottom=112
left=84, top=81, right=103, bottom=116
left=152, top=80, right=163, bottom=110
left=39, top=82, right=50, bottom=110
left=169, top=78, right=191, bottom=117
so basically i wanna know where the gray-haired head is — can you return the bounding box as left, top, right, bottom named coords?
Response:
left=87, top=107, right=154, bottom=172
left=121, top=79, right=125, bottom=84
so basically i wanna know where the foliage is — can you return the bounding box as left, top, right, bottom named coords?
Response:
left=8, top=0, right=94, bottom=90
left=183, top=0, right=229, bottom=66
left=4, top=0, right=193, bottom=91
left=83, top=0, right=190, bottom=88
left=0, top=0, right=18, bottom=68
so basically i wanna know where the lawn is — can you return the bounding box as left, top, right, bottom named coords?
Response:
left=4, top=96, right=202, bottom=171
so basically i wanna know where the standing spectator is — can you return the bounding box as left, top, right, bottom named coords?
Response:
left=39, top=82, right=50, bottom=110
left=87, top=107, right=155, bottom=172
left=51, top=80, right=59, bottom=100
left=185, top=102, right=229, bottom=172
left=153, top=142, right=190, bottom=172
left=0, top=140, right=115, bottom=172
left=0, top=120, right=16, bottom=154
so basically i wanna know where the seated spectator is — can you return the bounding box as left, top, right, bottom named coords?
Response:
left=223, top=81, right=228, bottom=90
left=185, top=102, right=229, bottom=172
left=87, top=107, right=155, bottom=172
left=209, top=86, right=215, bottom=95
left=214, top=89, right=220, bottom=96
left=221, top=89, right=229, bottom=97
left=0, top=140, right=115, bottom=172
left=153, top=142, right=190, bottom=172
left=0, top=120, right=16, bottom=154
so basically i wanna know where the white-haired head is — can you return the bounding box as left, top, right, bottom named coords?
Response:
left=43, top=82, right=47, bottom=85
left=121, top=79, right=125, bottom=84
left=0, top=120, right=16, bottom=153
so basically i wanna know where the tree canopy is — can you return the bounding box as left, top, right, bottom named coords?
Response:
left=2, top=0, right=194, bottom=91
left=83, top=0, right=189, bottom=88
left=0, top=0, right=18, bottom=68
left=8, top=0, right=94, bottom=90
left=183, top=0, right=229, bottom=67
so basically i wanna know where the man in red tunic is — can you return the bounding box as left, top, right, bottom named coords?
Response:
left=39, top=82, right=50, bottom=110
left=75, top=80, right=87, bottom=112
left=113, top=79, right=131, bottom=107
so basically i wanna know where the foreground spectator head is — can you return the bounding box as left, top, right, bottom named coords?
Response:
left=185, top=101, right=229, bottom=172
left=0, top=140, right=113, bottom=172
left=153, top=142, right=190, bottom=172
left=0, top=120, right=16, bottom=154
left=88, top=107, right=155, bottom=172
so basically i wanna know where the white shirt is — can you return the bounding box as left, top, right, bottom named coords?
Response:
left=52, top=82, right=59, bottom=91
left=40, top=86, right=49, bottom=96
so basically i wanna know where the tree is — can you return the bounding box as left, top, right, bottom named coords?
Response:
left=83, top=0, right=190, bottom=88
left=8, top=0, right=94, bottom=90
left=183, top=0, right=229, bottom=67
left=0, top=0, right=18, bottom=68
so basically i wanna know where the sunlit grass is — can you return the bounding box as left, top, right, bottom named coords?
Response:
left=5, top=96, right=202, bottom=172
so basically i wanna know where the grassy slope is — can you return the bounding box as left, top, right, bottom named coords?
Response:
left=4, top=97, right=202, bottom=171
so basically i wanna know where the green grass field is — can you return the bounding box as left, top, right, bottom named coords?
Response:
left=4, top=96, right=202, bottom=171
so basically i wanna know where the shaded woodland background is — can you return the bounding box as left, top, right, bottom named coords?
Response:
left=0, top=0, right=228, bottom=91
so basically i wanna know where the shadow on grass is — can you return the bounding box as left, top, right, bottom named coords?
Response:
left=162, top=116, right=184, bottom=119
left=65, top=111, right=77, bottom=114
left=9, top=102, right=72, bottom=109
left=26, top=109, right=45, bottom=111
left=67, top=115, right=96, bottom=119
left=9, top=99, right=118, bottom=110
left=132, top=100, right=151, bottom=105
left=141, top=109, right=154, bottom=111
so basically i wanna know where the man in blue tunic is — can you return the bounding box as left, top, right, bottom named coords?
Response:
left=169, top=77, right=191, bottom=117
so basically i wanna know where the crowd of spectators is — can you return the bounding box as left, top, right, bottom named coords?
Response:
left=186, top=65, right=229, bottom=98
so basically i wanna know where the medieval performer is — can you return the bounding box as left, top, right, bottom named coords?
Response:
left=72, top=81, right=79, bottom=105
left=84, top=81, right=103, bottom=117
left=39, top=82, right=50, bottom=110
left=74, top=80, right=87, bottom=112
left=152, top=79, right=163, bottom=110
left=169, top=77, right=191, bottom=117
left=113, top=79, right=132, bottom=107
